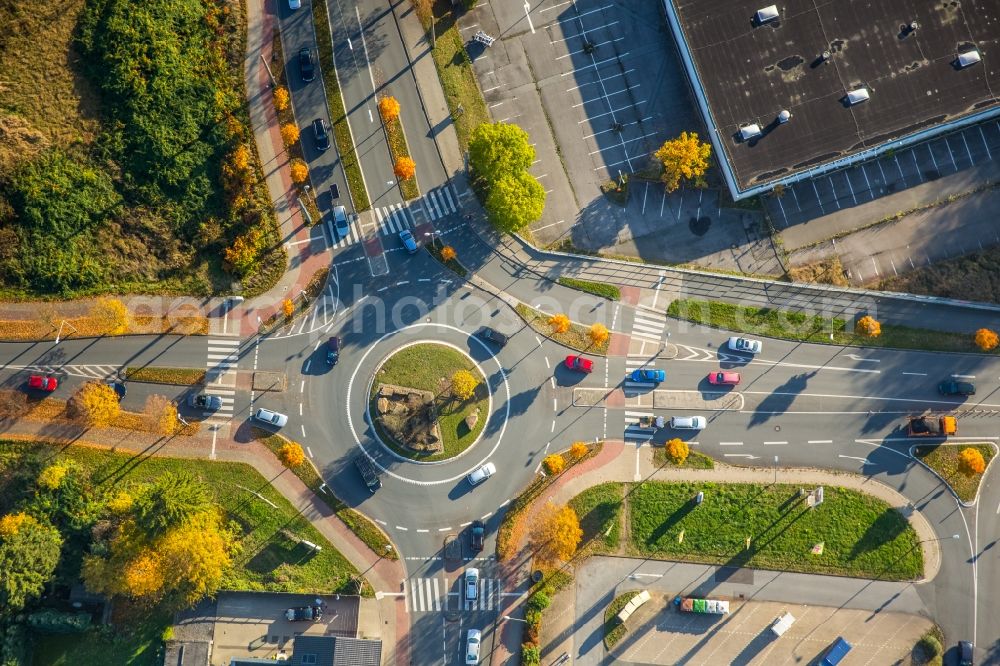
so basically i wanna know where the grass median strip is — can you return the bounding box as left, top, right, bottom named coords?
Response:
left=254, top=430, right=397, bottom=561
left=652, top=448, right=715, bottom=469
left=604, top=591, right=640, bottom=649
left=413, top=2, right=490, bottom=151
left=557, top=277, right=621, bottom=301
left=913, top=443, right=995, bottom=503
left=124, top=367, right=206, bottom=386
left=312, top=0, right=369, bottom=211
left=666, top=297, right=991, bottom=354
left=568, top=482, right=622, bottom=553
left=515, top=303, right=610, bottom=355
left=382, top=104, right=419, bottom=200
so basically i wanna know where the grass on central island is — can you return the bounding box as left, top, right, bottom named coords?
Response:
left=566, top=480, right=923, bottom=581
left=913, top=443, right=995, bottom=503
left=371, top=343, right=488, bottom=461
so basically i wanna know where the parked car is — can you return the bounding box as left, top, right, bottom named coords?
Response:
left=330, top=182, right=340, bottom=201
left=707, top=371, right=741, bottom=386
left=466, top=629, right=481, bottom=664
left=477, top=327, right=508, bottom=348
left=467, top=462, right=496, bottom=486
left=465, top=567, right=479, bottom=600
left=564, top=355, right=593, bottom=373
left=353, top=453, right=381, bottom=492
left=469, top=520, right=485, bottom=552
left=253, top=408, right=288, bottom=428
left=958, top=640, right=974, bottom=666
left=298, top=48, right=315, bottom=82
left=27, top=375, right=57, bottom=392
left=288, top=0, right=301, bottom=9
left=285, top=604, right=322, bottom=621
left=939, top=380, right=975, bottom=396
left=630, top=368, right=665, bottom=384
left=325, top=336, right=340, bottom=365
left=670, top=415, right=707, bottom=430
left=106, top=380, right=127, bottom=401
left=727, top=336, right=762, bottom=354
left=333, top=205, right=350, bottom=239
left=399, top=229, right=418, bottom=253
left=188, top=394, right=223, bottom=410
left=312, top=118, right=330, bottom=151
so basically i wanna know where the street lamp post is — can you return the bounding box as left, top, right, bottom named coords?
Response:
left=773, top=456, right=778, bottom=484
left=501, top=615, right=528, bottom=624
left=921, top=534, right=961, bottom=544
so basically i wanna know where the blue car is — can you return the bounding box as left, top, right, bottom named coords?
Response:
left=630, top=368, right=665, bottom=383
left=399, top=229, right=418, bottom=253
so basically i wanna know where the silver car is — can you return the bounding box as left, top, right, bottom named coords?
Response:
left=467, top=462, right=496, bottom=486
left=333, top=205, right=350, bottom=239
left=727, top=336, right=762, bottom=354
left=253, top=408, right=288, bottom=428
left=465, top=568, right=479, bottom=600
left=466, top=629, right=481, bottom=664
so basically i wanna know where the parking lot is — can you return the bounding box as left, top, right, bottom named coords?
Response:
left=456, top=0, right=779, bottom=272
left=767, top=119, right=1000, bottom=230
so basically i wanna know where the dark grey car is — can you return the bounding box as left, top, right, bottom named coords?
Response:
left=312, top=118, right=330, bottom=151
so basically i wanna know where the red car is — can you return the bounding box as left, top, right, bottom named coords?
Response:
left=707, top=371, right=741, bottom=386
left=28, top=375, right=58, bottom=392
left=564, top=355, right=593, bottom=373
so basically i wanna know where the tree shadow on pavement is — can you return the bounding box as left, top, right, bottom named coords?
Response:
left=748, top=371, right=815, bottom=427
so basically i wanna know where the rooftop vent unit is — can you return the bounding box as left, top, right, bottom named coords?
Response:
left=846, top=88, right=870, bottom=106
left=739, top=124, right=762, bottom=141
left=755, top=5, right=779, bottom=24
left=777, top=109, right=791, bottom=124
left=957, top=48, right=982, bottom=68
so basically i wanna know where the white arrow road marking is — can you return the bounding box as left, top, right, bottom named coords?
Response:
left=838, top=454, right=870, bottom=462
left=843, top=354, right=880, bottom=362
left=723, top=454, right=760, bottom=459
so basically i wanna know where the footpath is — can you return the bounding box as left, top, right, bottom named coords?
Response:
left=493, top=440, right=943, bottom=665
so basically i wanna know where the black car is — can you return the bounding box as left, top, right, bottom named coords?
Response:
left=939, top=380, right=976, bottom=396
left=312, top=118, right=330, bottom=151
left=959, top=640, right=974, bottom=666
left=470, top=520, right=485, bottom=552
left=285, top=604, right=322, bottom=622
left=298, top=47, right=315, bottom=82
left=478, top=327, right=508, bottom=348
left=325, top=336, right=340, bottom=365
left=188, top=393, right=223, bottom=410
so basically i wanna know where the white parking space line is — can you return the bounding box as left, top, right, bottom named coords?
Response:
left=790, top=185, right=801, bottom=211
left=578, top=98, right=645, bottom=120
left=719, top=442, right=743, bottom=446
left=561, top=52, right=630, bottom=76
left=902, top=371, right=928, bottom=376
left=910, top=149, right=925, bottom=182
left=894, top=154, right=908, bottom=187
left=961, top=132, right=975, bottom=164
left=979, top=125, right=993, bottom=161
left=808, top=440, right=833, bottom=444
left=827, top=176, right=841, bottom=209
left=556, top=37, right=625, bottom=60
left=860, top=163, right=873, bottom=197
left=945, top=136, right=959, bottom=170
left=565, top=69, right=634, bottom=92
left=952, top=374, right=976, bottom=379
left=876, top=159, right=888, bottom=190
left=811, top=180, right=825, bottom=215
left=553, top=20, right=620, bottom=41
left=927, top=143, right=940, bottom=172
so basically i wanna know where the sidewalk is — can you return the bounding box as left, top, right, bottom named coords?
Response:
left=0, top=420, right=410, bottom=665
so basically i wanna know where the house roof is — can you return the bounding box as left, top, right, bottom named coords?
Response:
left=291, top=635, right=382, bottom=666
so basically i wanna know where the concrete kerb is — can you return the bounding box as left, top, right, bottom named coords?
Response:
left=364, top=339, right=494, bottom=466
left=907, top=441, right=1000, bottom=508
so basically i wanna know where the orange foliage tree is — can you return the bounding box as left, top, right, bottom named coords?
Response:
left=231, top=144, right=251, bottom=172
left=855, top=315, right=881, bottom=338
left=543, top=454, right=565, bottom=475
left=90, top=298, right=130, bottom=335
left=440, top=245, right=457, bottom=261
left=548, top=313, right=570, bottom=334
left=378, top=95, right=401, bottom=122
left=279, top=442, right=306, bottom=468
left=450, top=370, right=478, bottom=401
left=959, top=448, right=986, bottom=476
left=588, top=322, right=609, bottom=347
left=570, top=442, right=588, bottom=459
left=224, top=228, right=263, bottom=275
left=665, top=438, right=689, bottom=465
left=529, top=502, right=582, bottom=566
left=282, top=298, right=295, bottom=319
left=280, top=123, right=300, bottom=145
left=72, top=381, right=121, bottom=427
left=273, top=86, right=289, bottom=111
left=290, top=159, right=309, bottom=184
left=394, top=156, right=416, bottom=181
left=974, top=328, right=999, bottom=351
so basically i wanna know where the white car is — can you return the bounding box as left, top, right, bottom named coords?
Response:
left=465, top=568, right=479, bottom=600
left=727, top=336, right=762, bottom=354
left=253, top=408, right=288, bottom=428
left=333, top=205, right=350, bottom=239
left=466, top=629, right=481, bottom=664
left=467, top=462, right=496, bottom=486
left=670, top=415, right=707, bottom=430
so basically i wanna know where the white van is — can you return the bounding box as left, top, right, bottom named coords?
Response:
left=670, top=416, right=707, bottom=430
left=771, top=612, right=795, bottom=637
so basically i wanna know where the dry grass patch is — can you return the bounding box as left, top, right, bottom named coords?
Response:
left=913, top=443, right=995, bottom=503
left=787, top=256, right=849, bottom=287
left=515, top=304, right=610, bottom=355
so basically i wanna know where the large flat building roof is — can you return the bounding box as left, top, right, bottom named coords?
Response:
left=664, top=0, right=1000, bottom=197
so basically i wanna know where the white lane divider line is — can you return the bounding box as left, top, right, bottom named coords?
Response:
left=808, top=439, right=833, bottom=444
left=719, top=441, right=743, bottom=446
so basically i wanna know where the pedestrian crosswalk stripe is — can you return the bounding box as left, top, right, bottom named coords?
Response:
left=332, top=186, right=461, bottom=250
left=405, top=577, right=500, bottom=613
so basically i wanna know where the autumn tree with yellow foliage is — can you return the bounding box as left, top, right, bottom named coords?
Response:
left=588, top=322, right=609, bottom=347
left=665, top=438, right=689, bottom=466
left=378, top=95, right=401, bottom=123
left=71, top=381, right=121, bottom=427
left=280, top=123, right=300, bottom=146
left=654, top=131, right=711, bottom=192
left=543, top=454, right=565, bottom=475
left=548, top=313, right=570, bottom=334
left=529, top=502, right=582, bottom=566
left=90, top=297, right=130, bottom=335
left=959, top=448, right=987, bottom=476
left=440, top=245, right=457, bottom=262
left=394, top=157, right=416, bottom=181
left=37, top=462, right=70, bottom=490
left=451, top=370, right=478, bottom=401
left=0, top=511, right=63, bottom=612
left=290, top=159, right=309, bottom=184
left=974, top=328, right=999, bottom=351
left=273, top=86, right=289, bottom=111
left=855, top=315, right=881, bottom=338
left=570, top=442, right=588, bottom=459
left=225, top=227, right=263, bottom=275
left=144, top=395, right=179, bottom=435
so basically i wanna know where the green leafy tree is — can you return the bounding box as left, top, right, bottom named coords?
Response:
left=134, top=472, right=211, bottom=538
left=485, top=171, right=546, bottom=233
left=468, top=122, right=535, bottom=183
left=0, top=513, right=63, bottom=614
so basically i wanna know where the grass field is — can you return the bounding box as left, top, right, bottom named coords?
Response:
left=568, top=482, right=622, bottom=552
left=515, top=304, right=610, bottom=355
left=666, top=298, right=990, bottom=354
left=32, top=607, right=171, bottom=666
left=557, top=278, right=621, bottom=301
left=652, top=447, right=715, bottom=469
left=371, top=344, right=488, bottom=461
left=626, top=482, right=922, bottom=580
left=913, top=443, right=995, bottom=503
